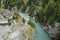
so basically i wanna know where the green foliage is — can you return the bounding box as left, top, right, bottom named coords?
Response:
left=22, top=18, right=25, bottom=23
left=13, top=14, right=18, bottom=20
left=0, top=0, right=60, bottom=26
left=12, top=13, right=20, bottom=22
left=8, top=19, right=11, bottom=26
left=28, top=20, right=35, bottom=28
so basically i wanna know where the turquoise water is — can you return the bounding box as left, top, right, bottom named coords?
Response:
left=19, top=13, right=51, bottom=40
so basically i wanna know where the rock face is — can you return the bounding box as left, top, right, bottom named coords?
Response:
left=0, top=10, right=35, bottom=40
left=0, top=15, right=25, bottom=40
left=0, top=14, right=8, bottom=24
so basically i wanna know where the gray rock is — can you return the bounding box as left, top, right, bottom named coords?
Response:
left=0, top=14, right=8, bottom=24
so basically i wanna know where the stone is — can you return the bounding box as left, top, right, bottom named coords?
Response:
left=0, top=38, right=4, bottom=40
left=0, top=9, right=35, bottom=40
left=8, top=31, right=20, bottom=40
left=0, top=25, right=10, bottom=37
left=0, top=14, right=8, bottom=24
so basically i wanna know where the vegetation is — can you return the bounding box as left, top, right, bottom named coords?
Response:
left=0, top=0, right=60, bottom=26
left=0, top=0, right=60, bottom=40
left=28, top=20, right=35, bottom=29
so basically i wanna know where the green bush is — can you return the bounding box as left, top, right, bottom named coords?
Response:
left=0, top=0, right=60, bottom=26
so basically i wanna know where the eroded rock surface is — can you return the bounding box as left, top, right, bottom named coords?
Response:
left=0, top=9, right=35, bottom=40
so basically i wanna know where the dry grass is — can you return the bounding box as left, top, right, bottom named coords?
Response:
left=23, top=25, right=35, bottom=40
